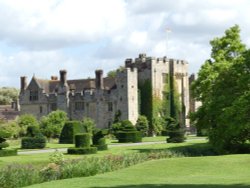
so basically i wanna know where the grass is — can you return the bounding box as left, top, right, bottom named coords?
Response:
left=27, top=154, right=250, bottom=188
left=0, top=139, right=206, bottom=168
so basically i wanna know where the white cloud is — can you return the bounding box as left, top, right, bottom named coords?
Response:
left=1, top=0, right=250, bottom=88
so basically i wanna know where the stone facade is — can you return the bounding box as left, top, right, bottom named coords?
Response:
left=19, top=53, right=190, bottom=129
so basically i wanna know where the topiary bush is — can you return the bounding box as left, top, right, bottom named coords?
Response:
left=135, top=115, right=149, bottom=136
left=167, top=122, right=186, bottom=143
left=26, top=125, right=40, bottom=137
left=59, top=121, right=87, bottom=144
left=67, top=133, right=97, bottom=155
left=21, top=135, right=46, bottom=149
left=117, top=131, right=142, bottom=143
left=67, top=147, right=97, bottom=155
left=75, top=133, right=90, bottom=148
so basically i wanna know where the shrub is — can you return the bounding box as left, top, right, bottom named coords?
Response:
left=93, top=137, right=108, bottom=151
left=117, top=131, right=142, bottom=143
left=17, top=114, right=39, bottom=137
left=0, top=129, right=11, bottom=150
left=92, top=129, right=109, bottom=145
left=67, top=147, right=97, bottom=154
left=49, top=150, right=65, bottom=165
left=0, top=149, right=17, bottom=157
left=75, top=133, right=90, bottom=148
left=26, top=125, right=40, bottom=137
left=82, top=118, right=96, bottom=135
left=135, top=115, right=149, bottom=136
left=40, top=110, right=68, bottom=140
left=59, top=121, right=86, bottom=144
left=21, top=136, right=46, bottom=149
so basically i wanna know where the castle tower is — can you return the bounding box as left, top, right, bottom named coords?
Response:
left=57, top=70, right=69, bottom=112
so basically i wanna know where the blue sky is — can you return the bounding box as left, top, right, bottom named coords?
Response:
left=0, top=0, right=250, bottom=87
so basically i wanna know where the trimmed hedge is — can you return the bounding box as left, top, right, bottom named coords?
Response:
left=21, top=136, right=46, bottom=149
left=59, top=121, right=87, bottom=144
left=75, top=133, right=90, bottom=148
left=0, top=149, right=17, bottom=157
left=67, top=147, right=97, bottom=154
left=92, top=129, right=109, bottom=145
left=93, top=137, right=108, bottom=151
left=117, top=131, right=142, bottom=143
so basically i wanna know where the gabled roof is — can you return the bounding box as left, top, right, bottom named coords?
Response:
left=28, top=77, right=116, bottom=93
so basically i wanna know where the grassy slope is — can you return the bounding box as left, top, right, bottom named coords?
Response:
left=28, top=154, right=250, bottom=188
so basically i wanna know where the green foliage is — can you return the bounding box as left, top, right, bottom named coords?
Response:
left=135, top=115, right=149, bottom=136
left=82, top=117, right=95, bottom=135
left=139, top=79, right=153, bottom=127
left=0, top=87, right=19, bottom=105
left=75, top=133, right=90, bottom=148
left=117, top=131, right=142, bottom=143
left=0, top=129, right=11, bottom=150
left=67, top=147, right=97, bottom=155
left=191, top=25, right=250, bottom=153
left=0, top=149, right=17, bottom=157
left=26, top=125, right=40, bottom=137
left=21, top=135, right=46, bottom=149
left=113, top=110, right=122, bottom=123
left=107, top=70, right=117, bottom=78
left=166, top=122, right=186, bottom=143
left=40, top=110, right=68, bottom=139
left=0, top=120, right=20, bottom=138
left=49, top=150, right=65, bottom=165
left=92, top=129, right=109, bottom=145
left=18, top=114, right=39, bottom=136
left=59, top=121, right=87, bottom=144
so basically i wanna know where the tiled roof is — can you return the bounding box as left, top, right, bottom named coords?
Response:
left=34, top=77, right=116, bottom=93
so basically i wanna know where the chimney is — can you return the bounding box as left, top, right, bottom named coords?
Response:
left=51, top=76, right=58, bottom=80
left=95, top=70, right=104, bottom=89
left=60, top=70, right=67, bottom=85
left=20, top=76, right=27, bottom=91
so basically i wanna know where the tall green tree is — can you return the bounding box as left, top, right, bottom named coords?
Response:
left=40, top=110, right=68, bottom=140
left=191, top=25, right=250, bottom=153
left=0, top=87, right=19, bottom=105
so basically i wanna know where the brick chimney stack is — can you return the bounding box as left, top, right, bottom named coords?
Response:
left=60, top=70, right=67, bottom=85
left=95, top=70, right=104, bottom=89
left=20, top=76, right=27, bottom=91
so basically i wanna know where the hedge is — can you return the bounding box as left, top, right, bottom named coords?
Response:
left=59, top=121, right=87, bottom=144
left=0, top=149, right=17, bottom=157
left=67, top=147, right=97, bottom=155
left=117, top=131, right=142, bottom=143
left=21, top=136, right=46, bottom=149
left=75, top=133, right=90, bottom=148
left=92, top=138, right=108, bottom=151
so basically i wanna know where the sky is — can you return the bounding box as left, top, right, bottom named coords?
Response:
left=0, top=0, right=250, bottom=88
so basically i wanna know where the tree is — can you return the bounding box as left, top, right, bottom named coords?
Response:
left=0, top=120, right=20, bottom=139
left=135, top=115, right=149, bottom=136
left=191, top=25, right=250, bottom=153
left=0, top=130, right=11, bottom=150
left=40, top=110, right=68, bottom=140
left=17, top=114, right=39, bottom=137
left=0, top=87, right=19, bottom=105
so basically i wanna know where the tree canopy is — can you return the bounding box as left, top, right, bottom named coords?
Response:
left=0, top=87, right=19, bottom=105
left=191, top=25, right=250, bottom=153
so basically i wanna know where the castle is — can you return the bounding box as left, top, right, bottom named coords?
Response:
left=19, top=54, right=190, bottom=129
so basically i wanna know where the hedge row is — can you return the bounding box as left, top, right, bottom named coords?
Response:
left=21, top=136, right=46, bottom=149
left=67, top=147, right=97, bottom=154
left=0, top=149, right=17, bottom=157
left=117, top=131, right=142, bottom=143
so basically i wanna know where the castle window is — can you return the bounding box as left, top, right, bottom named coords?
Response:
left=162, top=73, right=168, bottom=84
left=51, top=103, right=57, bottom=111
left=39, top=106, right=43, bottom=113
left=75, top=102, right=84, bottom=111
left=108, top=102, right=113, bottom=112
left=29, top=90, right=38, bottom=101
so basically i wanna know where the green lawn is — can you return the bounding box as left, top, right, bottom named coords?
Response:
left=0, top=139, right=206, bottom=168
left=27, top=154, right=250, bottom=188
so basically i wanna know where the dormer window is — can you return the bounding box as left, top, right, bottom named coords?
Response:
left=30, top=90, right=38, bottom=101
